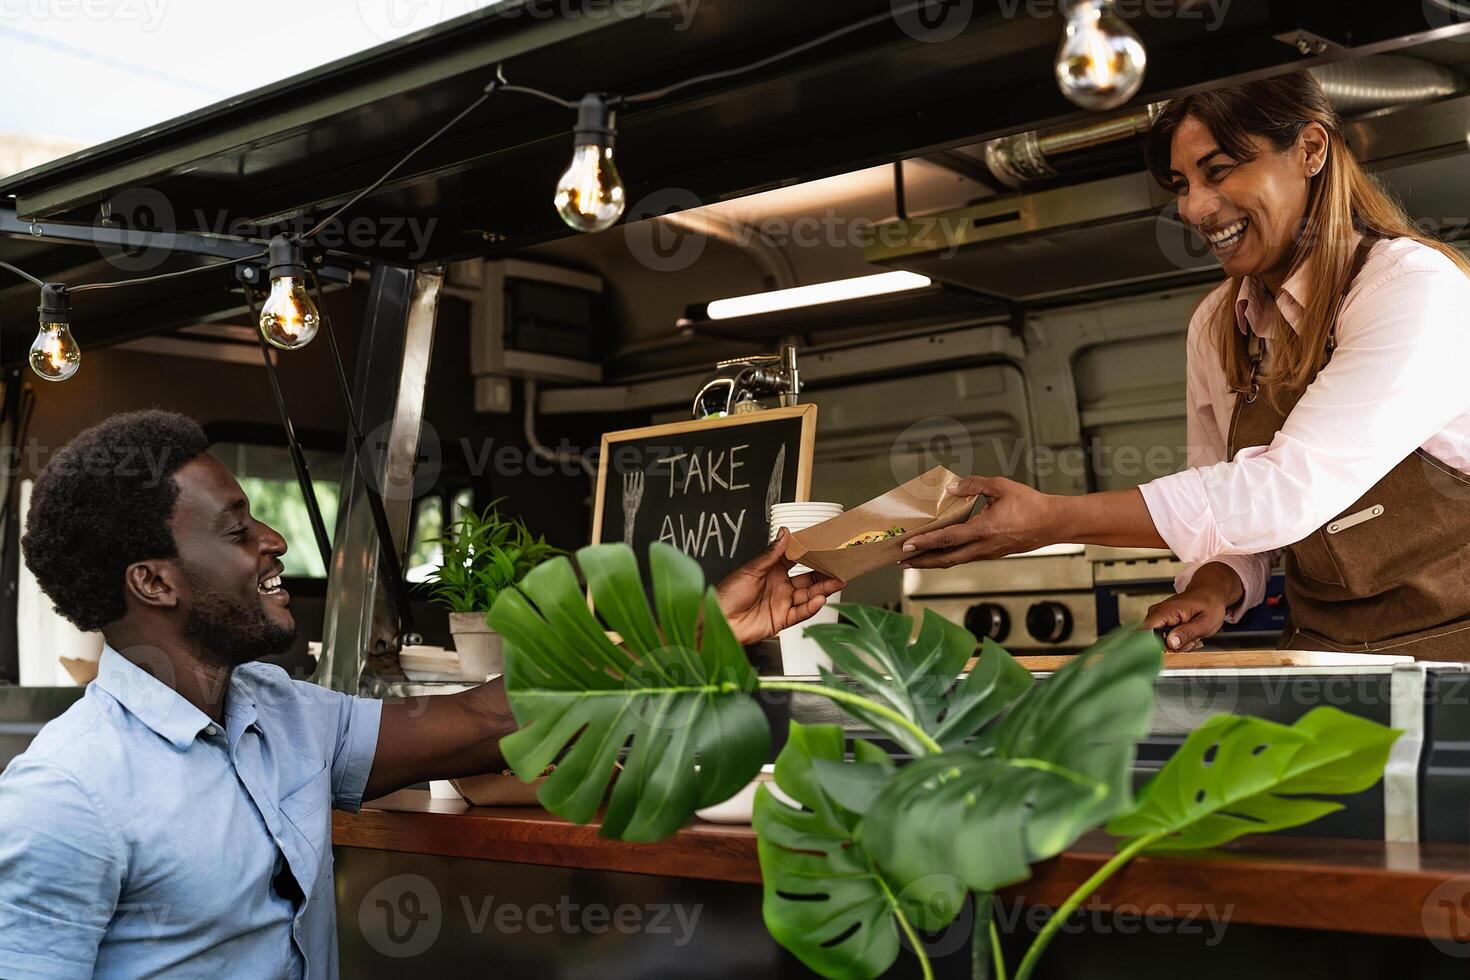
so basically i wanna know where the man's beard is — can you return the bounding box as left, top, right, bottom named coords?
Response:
left=181, top=565, right=296, bottom=668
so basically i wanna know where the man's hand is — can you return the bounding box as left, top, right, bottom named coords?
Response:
left=1140, top=563, right=1242, bottom=652
left=717, top=529, right=845, bottom=646
left=900, top=476, right=1060, bottom=568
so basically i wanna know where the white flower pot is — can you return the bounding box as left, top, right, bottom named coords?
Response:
left=449, top=611, right=503, bottom=681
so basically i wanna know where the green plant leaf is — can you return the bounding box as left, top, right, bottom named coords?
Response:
left=978, top=626, right=1163, bottom=834
left=859, top=749, right=1107, bottom=894
left=489, top=541, right=769, bottom=842
left=755, top=723, right=965, bottom=979
left=853, top=627, right=1162, bottom=895
left=805, top=606, right=1032, bottom=755
left=1106, top=706, right=1401, bottom=851
left=430, top=500, right=563, bottom=612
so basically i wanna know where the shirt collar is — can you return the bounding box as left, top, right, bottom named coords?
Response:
left=1232, top=232, right=1364, bottom=337
left=1233, top=268, right=1310, bottom=338
left=96, top=645, right=219, bottom=750
left=225, top=670, right=260, bottom=745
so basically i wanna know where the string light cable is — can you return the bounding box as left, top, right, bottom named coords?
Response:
left=1, top=0, right=1063, bottom=372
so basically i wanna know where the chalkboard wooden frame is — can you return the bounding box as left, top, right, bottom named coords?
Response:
left=590, top=405, right=818, bottom=573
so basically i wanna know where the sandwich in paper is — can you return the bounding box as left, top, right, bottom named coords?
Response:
left=781, top=466, right=976, bottom=582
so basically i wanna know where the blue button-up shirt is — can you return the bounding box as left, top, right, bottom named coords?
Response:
left=0, top=646, right=382, bottom=978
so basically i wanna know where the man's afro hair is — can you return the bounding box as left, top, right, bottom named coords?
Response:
left=21, top=410, right=209, bottom=631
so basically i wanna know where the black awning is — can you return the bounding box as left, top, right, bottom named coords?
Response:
left=5, top=0, right=1459, bottom=268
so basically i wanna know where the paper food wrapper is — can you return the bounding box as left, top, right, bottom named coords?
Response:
left=451, top=773, right=548, bottom=807
left=783, top=466, right=976, bottom=581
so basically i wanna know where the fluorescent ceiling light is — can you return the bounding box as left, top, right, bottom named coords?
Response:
left=705, top=271, right=932, bottom=320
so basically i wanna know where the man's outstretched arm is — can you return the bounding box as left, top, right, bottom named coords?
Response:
left=362, top=531, right=845, bottom=801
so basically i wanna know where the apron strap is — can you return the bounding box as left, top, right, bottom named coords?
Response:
left=1234, top=234, right=1380, bottom=398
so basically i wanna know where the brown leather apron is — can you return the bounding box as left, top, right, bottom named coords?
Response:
left=1226, top=237, right=1470, bottom=660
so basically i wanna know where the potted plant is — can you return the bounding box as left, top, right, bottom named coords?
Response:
left=487, top=542, right=1401, bottom=979
left=427, top=500, right=560, bottom=680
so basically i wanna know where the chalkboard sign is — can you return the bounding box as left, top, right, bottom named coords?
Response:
left=592, top=405, right=817, bottom=584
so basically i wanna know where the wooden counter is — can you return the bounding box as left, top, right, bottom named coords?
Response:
left=336, top=790, right=1470, bottom=941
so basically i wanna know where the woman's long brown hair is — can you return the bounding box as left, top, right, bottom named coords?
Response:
left=1145, top=72, right=1470, bottom=405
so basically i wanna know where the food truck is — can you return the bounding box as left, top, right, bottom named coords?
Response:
left=2, top=2, right=1470, bottom=976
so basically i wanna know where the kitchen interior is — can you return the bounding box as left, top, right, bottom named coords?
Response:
left=4, top=2, right=1470, bottom=976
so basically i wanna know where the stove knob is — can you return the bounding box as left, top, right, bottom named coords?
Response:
left=963, top=602, right=1010, bottom=643
left=1026, top=601, right=1074, bottom=644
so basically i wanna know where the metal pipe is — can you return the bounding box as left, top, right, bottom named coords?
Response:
left=980, top=56, right=1464, bottom=190
left=522, top=378, right=596, bottom=478
left=983, top=105, right=1162, bottom=189
left=1310, top=55, right=1465, bottom=116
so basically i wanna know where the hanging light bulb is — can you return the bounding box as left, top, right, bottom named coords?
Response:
left=1055, top=0, right=1147, bottom=111
left=259, top=234, right=321, bottom=350
left=30, top=284, right=80, bottom=382
left=554, top=94, right=626, bottom=233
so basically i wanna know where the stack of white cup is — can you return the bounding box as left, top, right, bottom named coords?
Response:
left=769, top=502, right=844, bottom=675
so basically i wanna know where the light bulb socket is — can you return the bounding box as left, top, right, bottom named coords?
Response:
left=37, top=283, right=69, bottom=324
left=266, top=234, right=307, bottom=279
left=572, top=93, right=617, bottom=149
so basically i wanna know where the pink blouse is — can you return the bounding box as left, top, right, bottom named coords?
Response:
left=1139, top=236, right=1470, bottom=619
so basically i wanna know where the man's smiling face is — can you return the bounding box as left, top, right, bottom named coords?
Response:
left=166, top=454, right=296, bottom=667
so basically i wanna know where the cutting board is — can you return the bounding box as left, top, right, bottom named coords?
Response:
left=968, top=650, right=1415, bottom=673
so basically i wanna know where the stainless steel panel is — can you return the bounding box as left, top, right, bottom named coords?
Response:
left=317, top=266, right=442, bottom=694
left=904, top=592, right=1097, bottom=654
left=903, top=554, right=1094, bottom=596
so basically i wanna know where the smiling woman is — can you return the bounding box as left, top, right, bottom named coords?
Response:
left=1143, top=73, right=1470, bottom=403
left=901, top=70, right=1470, bottom=659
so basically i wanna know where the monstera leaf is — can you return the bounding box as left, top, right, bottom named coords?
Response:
left=488, top=542, right=769, bottom=842
left=854, top=627, right=1163, bottom=894
left=805, top=605, right=1033, bottom=755
left=754, top=723, right=965, bottom=980
left=1106, top=706, right=1401, bottom=851
left=859, top=750, right=1107, bottom=895
left=977, top=625, right=1163, bottom=832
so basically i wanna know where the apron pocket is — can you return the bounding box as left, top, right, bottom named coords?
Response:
left=1309, top=500, right=1425, bottom=596
left=1288, top=528, right=1346, bottom=588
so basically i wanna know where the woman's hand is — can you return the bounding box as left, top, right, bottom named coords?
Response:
left=716, top=529, right=846, bottom=646
left=1139, top=563, right=1243, bottom=652
left=900, top=476, right=1061, bottom=568
left=1140, top=591, right=1227, bottom=652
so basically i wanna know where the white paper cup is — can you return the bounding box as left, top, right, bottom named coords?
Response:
left=779, top=599, right=840, bottom=676
left=694, top=765, right=799, bottom=823
left=771, top=506, right=842, bottom=518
